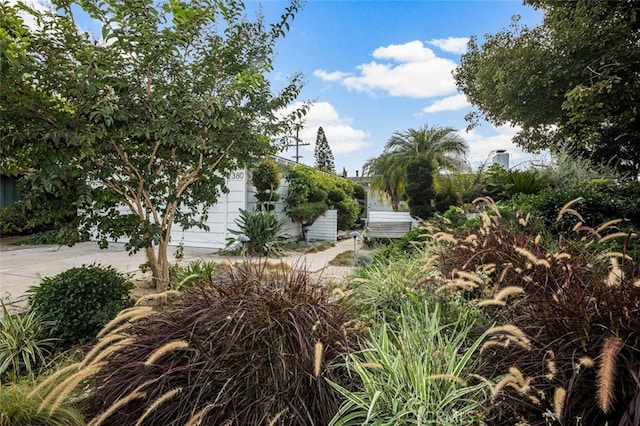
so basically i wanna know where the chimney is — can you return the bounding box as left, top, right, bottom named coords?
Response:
left=493, top=150, right=509, bottom=169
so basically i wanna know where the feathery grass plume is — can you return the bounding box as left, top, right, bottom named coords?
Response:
left=134, top=387, right=183, bottom=426
left=470, top=373, right=494, bottom=393
left=435, top=233, right=458, bottom=244
left=87, top=337, right=134, bottom=366
left=87, top=392, right=146, bottom=426
left=480, top=262, right=497, bottom=271
left=491, top=374, right=518, bottom=402
left=473, top=196, right=501, bottom=217
left=604, top=257, right=624, bottom=287
left=360, top=362, right=383, bottom=369
left=314, top=341, right=324, bottom=377
left=82, top=332, right=129, bottom=367
left=145, top=340, right=190, bottom=366
left=480, top=339, right=510, bottom=353
left=135, top=290, right=181, bottom=306
left=574, top=356, right=594, bottom=373
left=597, top=336, right=623, bottom=414
left=46, top=362, right=106, bottom=415
left=556, top=197, right=584, bottom=221
left=486, top=325, right=531, bottom=351
left=596, top=219, right=623, bottom=233
left=435, top=279, right=478, bottom=293
left=479, top=286, right=525, bottom=307
left=97, top=306, right=153, bottom=338
left=425, top=374, right=467, bottom=386
left=502, top=367, right=533, bottom=396
left=514, top=246, right=540, bottom=264
left=545, top=351, right=557, bottom=381
left=28, top=362, right=82, bottom=399
left=499, top=264, right=513, bottom=283
left=478, top=299, right=506, bottom=307
left=421, top=254, right=441, bottom=272
left=536, top=258, right=551, bottom=268
left=518, top=213, right=530, bottom=227
left=455, top=270, right=483, bottom=284
left=634, top=278, right=640, bottom=288
left=464, top=234, right=478, bottom=243
left=534, top=234, right=541, bottom=245
left=184, top=403, right=214, bottom=426
left=597, top=251, right=633, bottom=261
left=599, top=231, right=636, bottom=243
left=554, top=387, right=566, bottom=420
left=331, top=287, right=346, bottom=297
left=494, top=286, right=525, bottom=301
left=508, top=366, right=526, bottom=385
left=268, top=408, right=288, bottom=426
left=553, top=252, right=571, bottom=261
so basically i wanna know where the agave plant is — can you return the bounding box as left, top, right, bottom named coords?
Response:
left=226, top=208, right=290, bottom=257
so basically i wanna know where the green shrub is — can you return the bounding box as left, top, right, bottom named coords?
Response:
left=0, top=202, right=55, bottom=237
left=286, top=164, right=359, bottom=231
left=172, top=259, right=219, bottom=291
left=45, top=263, right=358, bottom=425
left=11, top=229, right=90, bottom=246
left=0, top=379, right=85, bottom=426
left=531, top=179, right=640, bottom=233
left=226, top=208, right=289, bottom=257
left=483, top=164, right=551, bottom=200
left=252, top=159, right=281, bottom=208
left=27, top=265, right=135, bottom=350
left=0, top=302, right=58, bottom=382
left=330, top=301, right=487, bottom=425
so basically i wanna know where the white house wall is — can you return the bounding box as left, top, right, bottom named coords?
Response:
left=171, top=159, right=303, bottom=250
left=170, top=171, right=248, bottom=250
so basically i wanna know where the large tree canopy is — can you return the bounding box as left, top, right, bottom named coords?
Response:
left=454, top=0, right=640, bottom=174
left=0, top=0, right=306, bottom=289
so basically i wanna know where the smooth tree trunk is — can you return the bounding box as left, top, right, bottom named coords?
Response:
left=146, top=238, right=171, bottom=292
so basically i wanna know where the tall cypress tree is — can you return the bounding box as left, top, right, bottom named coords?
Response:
left=314, top=126, right=335, bottom=173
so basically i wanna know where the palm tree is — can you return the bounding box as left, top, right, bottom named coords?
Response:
left=363, top=152, right=406, bottom=211
left=363, top=124, right=469, bottom=211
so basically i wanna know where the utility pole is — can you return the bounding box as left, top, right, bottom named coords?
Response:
left=285, top=129, right=310, bottom=163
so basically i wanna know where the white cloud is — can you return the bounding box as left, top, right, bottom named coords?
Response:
left=314, top=40, right=458, bottom=99
left=427, top=37, right=470, bottom=54
left=372, top=40, right=436, bottom=62
left=280, top=102, right=371, bottom=160
left=299, top=102, right=371, bottom=155
left=422, top=94, right=470, bottom=113
left=459, top=124, right=550, bottom=169
left=313, top=69, right=351, bottom=82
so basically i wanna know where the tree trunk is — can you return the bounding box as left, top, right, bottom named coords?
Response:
left=146, top=239, right=170, bottom=292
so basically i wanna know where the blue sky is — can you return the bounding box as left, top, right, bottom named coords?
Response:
left=257, top=0, right=548, bottom=174
left=16, top=0, right=548, bottom=174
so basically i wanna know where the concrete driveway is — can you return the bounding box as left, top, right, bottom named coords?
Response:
left=0, top=238, right=360, bottom=308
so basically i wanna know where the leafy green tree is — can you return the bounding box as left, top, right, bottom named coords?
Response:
left=0, top=0, right=305, bottom=290
left=454, top=0, right=640, bottom=174
left=252, top=159, right=281, bottom=210
left=363, top=124, right=468, bottom=211
left=405, top=156, right=436, bottom=219
left=314, top=126, right=335, bottom=173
